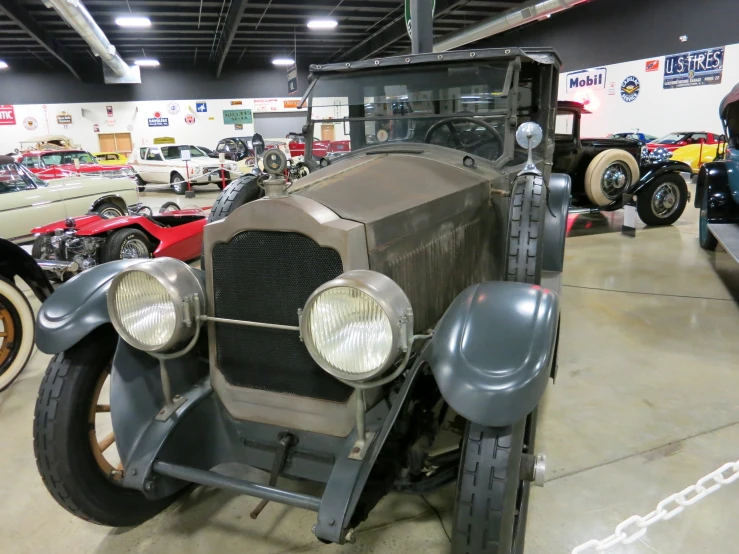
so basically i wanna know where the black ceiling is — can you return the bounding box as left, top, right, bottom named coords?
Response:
left=0, top=0, right=534, bottom=76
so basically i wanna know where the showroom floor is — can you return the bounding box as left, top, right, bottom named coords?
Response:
left=3, top=183, right=739, bottom=553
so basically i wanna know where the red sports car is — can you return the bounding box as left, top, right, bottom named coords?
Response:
left=31, top=203, right=207, bottom=280
left=286, top=133, right=351, bottom=160
left=646, top=132, right=721, bottom=153
left=18, top=149, right=136, bottom=180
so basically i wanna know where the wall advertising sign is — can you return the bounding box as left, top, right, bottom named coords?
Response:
left=283, top=99, right=300, bottom=109
left=153, top=137, right=176, bottom=145
left=234, top=123, right=244, bottom=130
left=230, top=100, right=243, bottom=106
left=167, top=101, right=180, bottom=115
left=196, top=102, right=207, bottom=113
left=56, top=112, right=73, bottom=125
left=184, top=114, right=196, bottom=125
left=287, top=64, right=298, bottom=95
left=645, top=59, right=660, bottom=72
left=254, top=98, right=279, bottom=113
left=566, top=67, right=607, bottom=93
left=106, top=106, right=114, bottom=116
left=620, top=76, right=640, bottom=102
left=148, top=112, right=169, bottom=127
left=93, top=123, right=100, bottom=133
left=664, top=47, right=724, bottom=89
left=23, top=117, right=38, bottom=130
left=0, top=105, right=16, bottom=125
left=223, top=109, right=253, bottom=124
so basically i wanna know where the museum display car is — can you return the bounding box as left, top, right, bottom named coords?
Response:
left=0, top=156, right=139, bottom=244
left=93, top=152, right=130, bottom=165
left=0, top=238, right=53, bottom=392
left=31, top=202, right=207, bottom=280
left=696, top=82, right=739, bottom=260
left=606, top=132, right=657, bottom=143
left=554, top=101, right=692, bottom=225
left=18, top=149, right=137, bottom=180
left=667, top=138, right=726, bottom=175
left=31, top=48, right=572, bottom=554
left=128, top=145, right=239, bottom=194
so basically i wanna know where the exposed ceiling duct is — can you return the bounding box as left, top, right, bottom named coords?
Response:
left=434, top=0, right=591, bottom=52
left=42, top=0, right=140, bottom=83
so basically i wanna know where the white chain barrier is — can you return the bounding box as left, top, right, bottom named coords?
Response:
left=572, top=459, right=739, bottom=553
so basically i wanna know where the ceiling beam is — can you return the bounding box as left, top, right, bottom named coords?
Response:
left=0, top=0, right=84, bottom=79
left=214, top=0, right=249, bottom=78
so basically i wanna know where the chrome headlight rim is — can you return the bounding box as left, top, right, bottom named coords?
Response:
left=300, top=269, right=413, bottom=382
left=107, top=258, right=205, bottom=353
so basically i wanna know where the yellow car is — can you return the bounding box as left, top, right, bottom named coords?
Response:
left=670, top=141, right=726, bottom=174
left=93, top=152, right=129, bottom=165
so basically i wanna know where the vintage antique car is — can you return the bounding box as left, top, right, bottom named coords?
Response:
left=129, top=145, right=240, bottom=194
left=32, top=48, right=572, bottom=554
left=213, top=136, right=293, bottom=176
left=93, top=152, right=130, bottom=165
left=696, top=83, right=739, bottom=259
left=31, top=203, right=207, bottom=280
left=17, top=134, right=80, bottom=152
left=0, top=238, right=53, bottom=391
left=555, top=101, right=692, bottom=225
left=0, top=156, right=139, bottom=244
left=668, top=139, right=726, bottom=175
left=18, top=149, right=136, bottom=180
left=606, top=131, right=657, bottom=142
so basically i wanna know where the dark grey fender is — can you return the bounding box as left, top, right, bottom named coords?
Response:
left=425, top=281, right=560, bottom=427
left=36, top=259, right=143, bottom=354
left=542, top=173, right=572, bottom=273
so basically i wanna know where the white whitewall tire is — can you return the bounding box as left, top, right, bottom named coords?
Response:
left=0, top=277, right=35, bottom=392
left=584, top=149, right=640, bottom=207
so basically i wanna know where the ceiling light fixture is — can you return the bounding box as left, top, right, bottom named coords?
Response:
left=272, top=58, right=295, bottom=66
left=116, top=16, right=152, bottom=27
left=134, top=59, right=160, bottom=67
left=307, top=19, right=338, bottom=29
left=0, top=61, right=8, bottom=69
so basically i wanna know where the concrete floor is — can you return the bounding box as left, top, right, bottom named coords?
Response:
left=3, top=184, right=739, bottom=553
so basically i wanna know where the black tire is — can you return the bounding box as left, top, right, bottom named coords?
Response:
left=451, top=417, right=528, bottom=554
left=159, top=201, right=180, bottom=213
left=699, top=185, right=718, bottom=250
left=94, top=202, right=124, bottom=219
left=171, top=172, right=188, bottom=195
left=136, top=174, right=146, bottom=192
left=101, top=228, right=153, bottom=263
left=506, top=174, right=544, bottom=284
left=32, top=235, right=52, bottom=259
left=207, top=174, right=263, bottom=223
left=0, top=277, right=35, bottom=392
left=636, top=173, right=688, bottom=226
left=33, top=327, right=176, bottom=526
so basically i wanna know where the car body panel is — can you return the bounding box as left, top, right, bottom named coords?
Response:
left=670, top=142, right=726, bottom=173
left=19, top=149, right=132, bottom=179
left=646, top=132, right=720, bottom=153
left=129, top=145, right=238, bottom=185
left=1, top=161, right=138, bottom=243
left=94, top=152, right=129, bottom=165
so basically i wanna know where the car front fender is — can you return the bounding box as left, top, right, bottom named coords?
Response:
left=0, top=239, right=53, bottom=303
left=425, top=281, right=560, bottom=428
left=633, top=161, right=692, bottom=194
left=35, top=259, right=142, bottom=354
left=695, top=162, right=739, bottom=221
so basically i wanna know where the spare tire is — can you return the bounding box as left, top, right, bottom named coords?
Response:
left=584, top=149, right=640, bottom=207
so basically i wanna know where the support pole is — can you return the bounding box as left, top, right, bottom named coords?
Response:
left=410, top=0, right=434, bottom=54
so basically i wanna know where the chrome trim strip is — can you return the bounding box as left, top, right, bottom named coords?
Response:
left=198, top=314, right=300, bottom=332
left=0, top=187, right=134, bottom=215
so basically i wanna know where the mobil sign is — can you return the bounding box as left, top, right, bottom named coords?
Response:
left=0, top=105, right=16, bottom=125
left=566, top=67, right=607, bottom=93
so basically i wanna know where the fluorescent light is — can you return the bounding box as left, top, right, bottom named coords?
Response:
left=134, top=59, right=160, bottom=67
left=272, top=58, right=295, bottom=66
left=307, top=19, right=338, bottom=29
left=0, top=61, right=8, bottom=69
left=116, top=16, right=151, bottom=27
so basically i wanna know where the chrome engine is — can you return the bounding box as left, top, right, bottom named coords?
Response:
left=36, top=230, right=104, bottom=279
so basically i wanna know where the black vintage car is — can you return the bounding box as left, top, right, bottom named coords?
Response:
left=32, top=48, right=571, bottom=554
left=555, top=101, right=692, bottom=226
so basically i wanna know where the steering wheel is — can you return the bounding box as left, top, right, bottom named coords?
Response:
left=424, top=117, right=504, bottom=157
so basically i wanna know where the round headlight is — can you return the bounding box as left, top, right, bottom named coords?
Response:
left=107, top=258, right=204, bottom=352
left=301, top=270, right=413, bottom=382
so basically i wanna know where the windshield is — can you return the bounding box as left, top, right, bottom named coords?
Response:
left=41, top=151, right=94, bottom=165
left=161, top=146, right=208, bottom=160
left=305, top=62, right=516, bottom=161
left=0, top=162, right=46, bottom=192
left=655, top=133, right=689, bottom=144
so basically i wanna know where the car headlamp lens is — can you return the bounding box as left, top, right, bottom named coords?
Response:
left=107, top=258, right=204, bottom=352
left=301, top=270, right=413, bottom=382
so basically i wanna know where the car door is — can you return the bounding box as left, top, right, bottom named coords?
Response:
left=140, top=148, right=167, bottom=183
left=0, top=164, right=65, bottom=243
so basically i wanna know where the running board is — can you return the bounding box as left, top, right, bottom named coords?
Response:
left=708, top=223, right=739, bottom=263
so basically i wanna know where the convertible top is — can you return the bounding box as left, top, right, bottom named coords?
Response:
left=720, top=82, right=739, bottom=118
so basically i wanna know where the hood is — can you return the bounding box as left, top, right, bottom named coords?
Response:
left=293, top=147, right=491, bottom=249
left=32, top=214, right=103, bottom=234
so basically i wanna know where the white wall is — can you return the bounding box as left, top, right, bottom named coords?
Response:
left=558, top=43, right=737, bottom=139
left=0, top=97, right=306, bottom=155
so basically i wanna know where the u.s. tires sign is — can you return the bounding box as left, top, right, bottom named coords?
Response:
left=664, top=47, right=724, bottom=89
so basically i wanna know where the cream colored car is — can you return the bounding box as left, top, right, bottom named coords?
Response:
left=129, top=145, right=239, bottom=194
left=0, top=157, right=138, bottom=243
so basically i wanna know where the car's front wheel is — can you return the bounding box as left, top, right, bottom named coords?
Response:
left=451, top=411, right=538, bottom=554
left=101, top=229, right=153, bottom=262
left=171, top=172, right=188, bottom=195
left=96, top=202, right=125, bottom=219
left=33, top=327, right=177, bottom=525
left=0, top=277, right=35, bottom=392
left=636, top=173, right=688, bottom=226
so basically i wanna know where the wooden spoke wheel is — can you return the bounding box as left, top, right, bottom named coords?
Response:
left=0, top=304, right=16, bottom=369
left=88, top=363, right=123, bottom=483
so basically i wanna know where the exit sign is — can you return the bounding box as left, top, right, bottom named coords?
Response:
left=0, top=105, right=16, bottom=125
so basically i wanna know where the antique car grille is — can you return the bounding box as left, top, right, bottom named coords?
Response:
left=211, top=230, right=353, bottom=402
